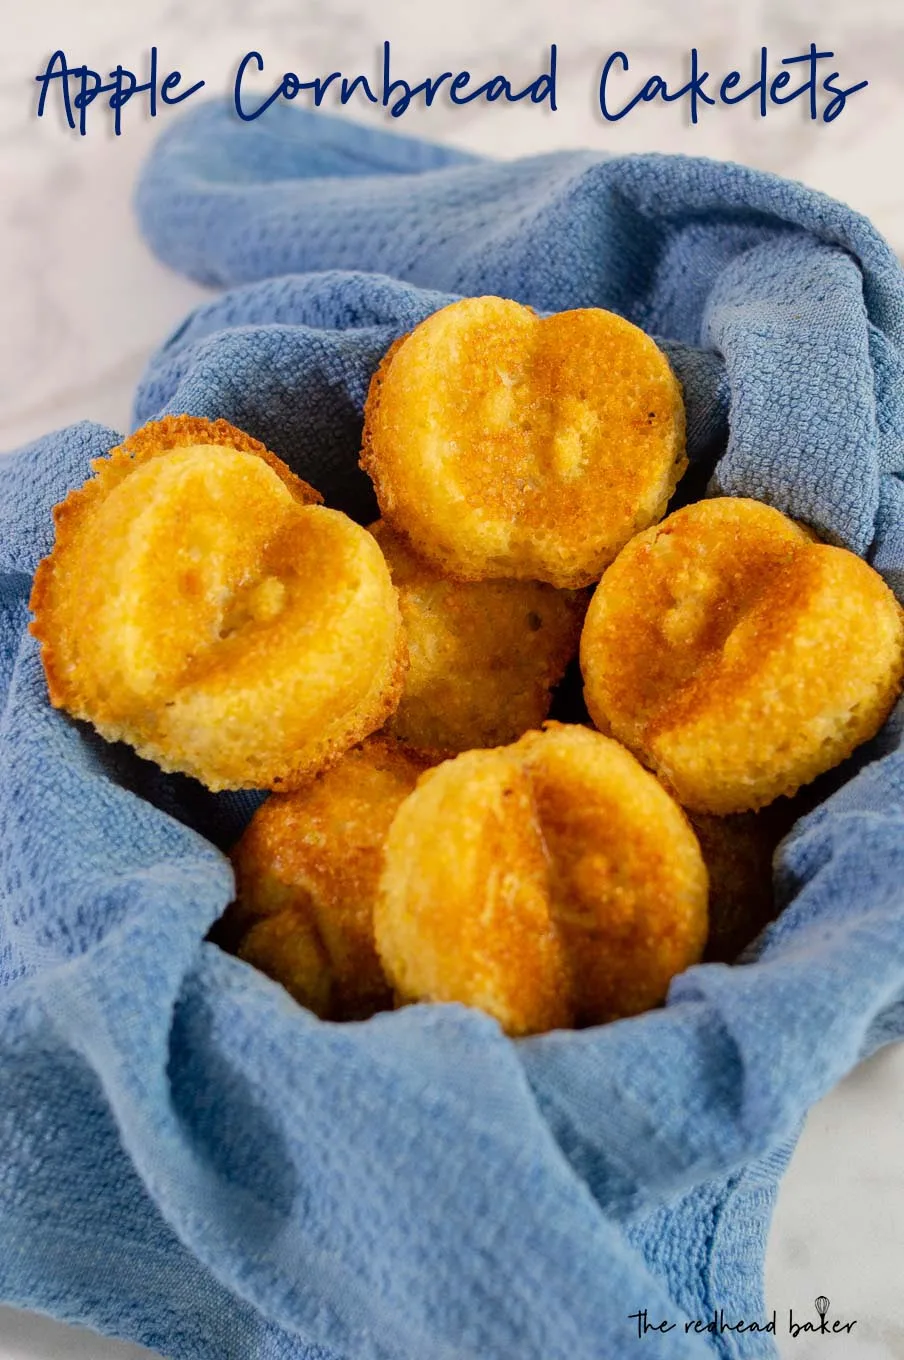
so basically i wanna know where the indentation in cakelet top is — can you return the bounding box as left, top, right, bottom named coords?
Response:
left=72, top=445, right=300, bottom=708
left=220, top=575, right=287, bottom=638
left=374, top=723, right=708, bottom=1036
left=361, top=296, right=687, bottom=589
left=29, top=415, right=407, bottom=792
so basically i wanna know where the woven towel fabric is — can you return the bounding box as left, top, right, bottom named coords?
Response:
left=1, top=101, right=904, bottom=1360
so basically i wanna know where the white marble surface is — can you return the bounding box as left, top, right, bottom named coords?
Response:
left=1, top=2, right=904, bottom=1358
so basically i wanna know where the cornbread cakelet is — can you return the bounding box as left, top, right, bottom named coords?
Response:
left=229, top=739, right=432, bottom=1020
left=374, top=722, right=708, bottom=1036
left=580, top=496, right=904, bottom=815
left=690, top=807, right=793, bottom=963
left=361, top=296, right=686, bottom=589
left=30, top=415, right=407, bottom=792
left=369, top=520, right=588, bottom=754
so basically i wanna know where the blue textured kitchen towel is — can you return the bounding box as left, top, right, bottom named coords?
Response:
left=2, top=101, right=904, bottom=1360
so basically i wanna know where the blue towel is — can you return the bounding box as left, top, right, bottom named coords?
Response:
left=2, top=101, right=903, bottom=1360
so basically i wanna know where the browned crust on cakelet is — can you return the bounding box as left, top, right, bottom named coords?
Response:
left=360, top=297, right=687, bottom=589
left=227, top=736, right=435, bottom=1020
left=100, top=414, right=323, bottom=504
left=29, top=416, right=406, bottom=792
left=580, top=496, right=904, bottom=814
left=369, top=519, right=589, bottom=756
left=359, top=332, right=409, bottom=527
left=30, top=415, right=322, bottom=708
left=374, top=721, right=708, bottom=1036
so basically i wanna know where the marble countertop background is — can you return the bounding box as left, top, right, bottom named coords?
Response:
left=1, top=2, right=903, bottom=1358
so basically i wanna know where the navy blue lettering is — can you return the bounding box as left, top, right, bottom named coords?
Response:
left=598, top=51, right=636, bottom=121
left=720, top=69, right=742, bottom=100
left=781, top=45, right=833, bottom=120
left=720, top=47, right=768, bottom=116
left=340, top=73, right=378, bottom=104
left=665, top=48, right=716, bottom=123
left=822, top=70, right=868, bottom=122
left=35, top=50, right=76, bottom=128
left=234, top=51, right=278, bottom=121
left=161, top=69, right=204, bottom=105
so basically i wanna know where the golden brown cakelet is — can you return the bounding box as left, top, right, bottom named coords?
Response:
left=361, top=296, right=687, bottom=589
left=374, top=722, right=708, bottom=1036
left=580, top=497, right=904, bottom=814
left=369, top=520, right=588, bottom=754
left=229, top=739, right=433, bottom=1020
left=30, top=415, right=407, bottom=792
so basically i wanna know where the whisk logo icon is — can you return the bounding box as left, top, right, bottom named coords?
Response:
left=627, top=1293, right=857, bottom=1340
left=787, top=1293, right=857, bottom=1337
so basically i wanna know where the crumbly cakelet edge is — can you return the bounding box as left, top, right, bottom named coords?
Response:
left=74, top=593, right=411, bottom=794
left=360, top=332, right=411, bottom=523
